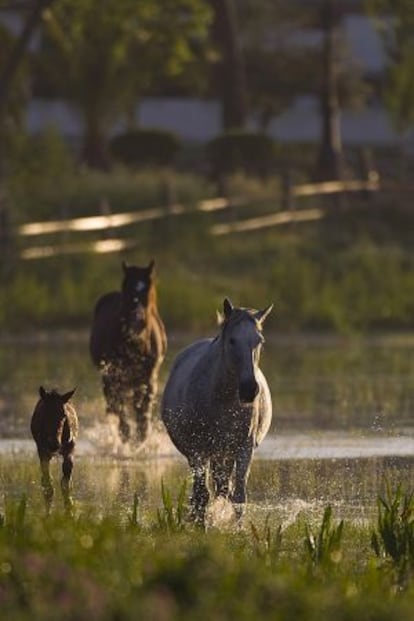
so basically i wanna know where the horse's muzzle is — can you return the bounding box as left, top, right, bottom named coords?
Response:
left=239, top=379, right=259, bottom=404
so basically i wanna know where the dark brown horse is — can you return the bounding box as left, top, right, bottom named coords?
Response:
left=89, top=260, right=167, bottom=443
left=30, top=386, right=78, bottom=511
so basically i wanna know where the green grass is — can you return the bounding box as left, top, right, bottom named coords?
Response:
left=1, top=475, right=414, bottom=621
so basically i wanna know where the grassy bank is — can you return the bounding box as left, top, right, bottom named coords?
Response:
left=1, top=474, right=414, bottom=621
left=1, top=167, right=414, bottom=334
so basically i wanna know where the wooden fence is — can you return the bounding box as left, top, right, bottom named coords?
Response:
left=4, top=176, right=382, bottom=260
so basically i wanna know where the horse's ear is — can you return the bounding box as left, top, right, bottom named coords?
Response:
left=223, top=298, right=233, bottom=320
left=39, top=386, right=47, bottom=399
left=61, top=388, right=76, bottom=403
left=122, top=260, right=128, bottom=273
left=255, top=303, right=273, bottom=325
left=147, top=259, right=155, bottom=274
left=216, top=309, right=224, bottom=325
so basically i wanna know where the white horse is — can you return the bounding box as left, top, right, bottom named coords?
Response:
left=161, top=298, right=273, bottom=522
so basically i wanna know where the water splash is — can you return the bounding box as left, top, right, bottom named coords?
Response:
left=83, top=415, right=178, bottom=460
left=205, top=496, right=237, bottom=530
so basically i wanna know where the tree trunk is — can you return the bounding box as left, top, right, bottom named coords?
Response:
left=210, top=0, right=247, bottom=130
left=82, top=116, right=111, bottom=171
left=0, top=0, right=55, bottom=110
left=0, top=0, right=55, bottom=170
left=315, top=0, right=345, bottom=181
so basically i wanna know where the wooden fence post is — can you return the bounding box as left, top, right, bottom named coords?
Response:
left=359, top=147, right=379, bottom=200
left=282, top=168, right=294, bottom=211
left=163, top=170, right=177, bottom=214
left=99, top=197, right=111, bottom=239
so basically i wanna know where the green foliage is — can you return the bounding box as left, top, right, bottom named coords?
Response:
left=366, top=0, right=414, bottom=131
left=207, top=130, right=277, bottom=178
left=304, top=506, right=344, bottom=567
left=7, top=163, right=212, bottom=221
left=6, top=127, right=75, bottom=220
left=250, top=515, right=283, bottom=567
left=127, top=492, right=141, bottom=529
left=371, top=482, right=414, bottom=583
left=156, top=479, right=188, bottom=534
left=37, top=0, right=212, bottom=167
left=3, top=495, right=27, bottom=541
left=1, top=486, right=414, bottom=620
left=110, top=128, right=181, bottom=168
left=0, top=23, right=29, bottom=142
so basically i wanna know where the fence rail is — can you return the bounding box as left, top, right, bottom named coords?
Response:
left=291, top=177, right=380, bottom=198
left=18, top=196, right=241, bottom=237
left=7, top=177, right=386, bottom=260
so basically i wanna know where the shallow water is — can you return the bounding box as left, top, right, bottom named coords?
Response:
left=0, top=332, right=413, bottom=520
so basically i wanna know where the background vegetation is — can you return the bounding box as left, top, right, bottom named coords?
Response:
left=0, top=130, right=413, bottom=334
left=0, top=1, right=413, bottom=335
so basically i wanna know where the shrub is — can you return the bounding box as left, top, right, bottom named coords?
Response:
left=6, top=126, right=76, bottom=221
left=206, top=130, right=276, bottom=179
left=109, top=128, right=181, bottom=168
left=371, top=482, right=414, bottom=586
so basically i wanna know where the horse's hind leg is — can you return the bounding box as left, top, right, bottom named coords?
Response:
left=133, top=378, right=155, bottom=443
left=102, top=373, right=120, bottom=414
left=61, top=453, right=74, bottom=513
left=188, top=456, right=209, bottom=525
left=102, top=374, right=130, bottom=442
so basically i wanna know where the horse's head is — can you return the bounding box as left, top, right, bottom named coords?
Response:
left=220, top=298, right=273, bottom=404
left=121, top=260, right=155, bottom=308
left=121, top=260, right=156, bottom=329
left=38, top=386, right=76, bottom=451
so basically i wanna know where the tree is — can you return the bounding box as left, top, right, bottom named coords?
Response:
left=218, top=0, right=366, bottom=180
left=366, top=0, right=414, bottom=132
left=209, top=0, right=247, bottom=130
left=239, top=1, right=321, bottom=131
left=315, top=0, right=345, bottom=181
left=38, top=0, right=211, bottom=168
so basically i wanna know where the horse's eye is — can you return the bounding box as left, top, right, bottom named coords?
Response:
left=229, top=337, right=235, bottom=346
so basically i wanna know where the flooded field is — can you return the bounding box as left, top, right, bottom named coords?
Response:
left=0, top=331, right=413, bottom=521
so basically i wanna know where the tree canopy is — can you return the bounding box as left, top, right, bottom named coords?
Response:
left=366, top=0, right=414, bottom=131
left=37, top=0, right=212, bottom=167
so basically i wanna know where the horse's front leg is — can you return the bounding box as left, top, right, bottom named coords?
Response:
left=232, top=442, right=254, bottom=519
left=102, top=370, right=119, bottom=415
left=188, top=456, right=210, bottom=525
left=211, top=455, right=234, bottom=499
left=39, top=456, right=53, bottom=512
left=103, top=372, right=130, bottom=442
left=61, top=451, right=74, bottom=513
left=133, top=376, right=155, bottom=443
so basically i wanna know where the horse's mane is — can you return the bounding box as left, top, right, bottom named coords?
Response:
left=147, top=280, right=158, bottom=311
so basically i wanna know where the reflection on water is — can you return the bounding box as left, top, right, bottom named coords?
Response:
left=262, top=334, right=414, bottom=431
left=1, top=449, right=413, bottom=524
left=250, top=455, right=414, bottom=522
left=1, top=332, right=414, bottom=436
left=0, top=332, right=413, bottom=518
